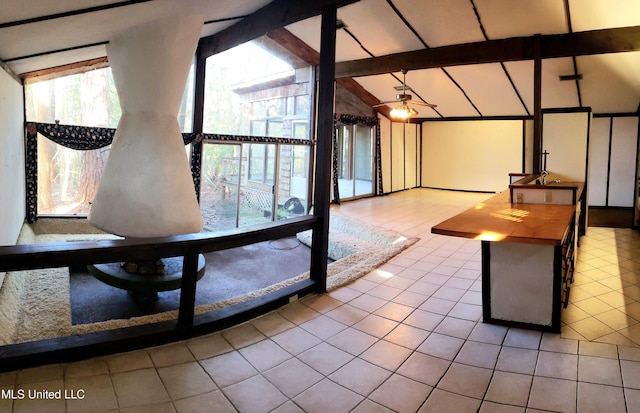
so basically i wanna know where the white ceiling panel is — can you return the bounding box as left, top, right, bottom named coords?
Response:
left=541, top=58, right=580, bottom=109
left=0, top=0, right=118, bottom=24
left=337, top=0, right=424, bottom=56
left=475, top=0, right=568, bottom=39
left=444, top=63, right=528, bottom=116
left=392, top=0, right=484, bottom=47
left=503, top=60, right=534, bottom=114
left=570, top=0, right=640, bottom=31
left=285, top=16, right=371, bottom=62
left=8, top=45, right=107, bottom=76
left=578, top=52, right=640, bottom=113
left=406, top=69, right=479, bottom=118
left=0, top=0, right=271, bottom=74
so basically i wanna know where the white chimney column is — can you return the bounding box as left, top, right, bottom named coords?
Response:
left=89, top=15, right=204, bottom=238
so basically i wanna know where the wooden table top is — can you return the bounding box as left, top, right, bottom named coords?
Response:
left=431, top=185, right=583, bottom=246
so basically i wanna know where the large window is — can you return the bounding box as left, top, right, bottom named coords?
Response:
left=25, top=66, right=195, bottom=216
left=200, top=38, right=313, bottom=231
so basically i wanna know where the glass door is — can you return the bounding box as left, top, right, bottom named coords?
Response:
left=335, top=124, right=374, bottom=200
left=200, top=143, right=243, bottom=231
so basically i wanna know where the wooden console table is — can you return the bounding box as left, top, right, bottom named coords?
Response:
left=432, top=183, right=584, bottom=332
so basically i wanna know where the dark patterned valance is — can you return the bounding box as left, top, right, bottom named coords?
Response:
left=30, top=122, right=201, bottom=150
left=185, top=132, right=314, bottom=146
left=334, top=113, right=378, bottom=128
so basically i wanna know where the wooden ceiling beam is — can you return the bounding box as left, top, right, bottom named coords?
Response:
left=198, top=0, right=360, bottom=59
left=335, top=25, right=640, bottom=78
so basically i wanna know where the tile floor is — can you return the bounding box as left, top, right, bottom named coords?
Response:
left=2, top=188, right=640, bottom=412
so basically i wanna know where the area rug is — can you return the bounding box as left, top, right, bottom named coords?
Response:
left=0, top=214, right=418, bottom=344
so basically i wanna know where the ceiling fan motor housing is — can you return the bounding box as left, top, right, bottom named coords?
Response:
left=396, top=93, right=412, bottom=101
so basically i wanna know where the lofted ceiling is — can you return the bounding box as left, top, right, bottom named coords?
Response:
left=1, top=0, right=640, bottom=118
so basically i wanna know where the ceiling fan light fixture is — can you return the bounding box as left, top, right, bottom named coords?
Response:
left=390, top=103, right=418, bottom=119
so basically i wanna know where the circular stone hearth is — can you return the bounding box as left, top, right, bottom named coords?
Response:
left=87, top=254, right=206, bottom=302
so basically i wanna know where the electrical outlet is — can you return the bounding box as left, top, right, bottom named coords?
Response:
left=516, top=193, right=523, bottom=203
left=545, top=191, right=552, bottom=203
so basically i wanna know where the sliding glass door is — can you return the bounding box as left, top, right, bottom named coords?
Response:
left=335, top=124, right=374, bottom=200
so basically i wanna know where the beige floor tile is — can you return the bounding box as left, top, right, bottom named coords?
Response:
left=149, top=342, right=195, bottom=367
left=327, top=286, right=362, bottom=303
left=595, top=308, right=639, bottom=330
left=374, top=302, right=414, bottom=322
left=157, top=361, right=217, bottom=400
left=351, top=399, right=395, bottom=413
left=569, top=316, right=615, bottom=340
left=16, top=364, right=64, bottom=384
left=65, top=374, right=117, bottom=413
left=467, top=322, right=508, bottom=345
left=578, top=339, right=619, bottom=358
left=111, top=368, right=170, bottom=408
left=64, top=358, right=110, bottom=379
left=251, top=312, right=296, bottom=336
left=573, top=296, right=616, bottom=316
left=561, top=303, right=592, bottom=324
left=433, top=316, right=476, bottom=339
left=353, top=314, right=399, bottom=338
left=484, top=371, right=532, bottom=407
left=185, top=333, right=233, bottom=360
left=503, top=328, right=541, bottom=350
left=325, top=303, right=369, bottom=326
left=106, top=350, right=153, bottom=373
left=199, top=351, right=258, bottom=388
left=495, top=347, right=538, bottom=375
left=534, top=351, right=578, bottom=380
left=418, top=388, right=481, bottom=413
left=278, top=301, right=321, bottom=325
left=298, top=342, right=353, bottom=376
left=539, top=333, right=578, bottom=354
left=448, top=302, right=482, bottom=321
left=239, top=339, right=291, bottom=372
left=405, top=280, right=440, bottom=296
left=263, top=358, right=323, bottom=398
left=437, top=362, right=492, bottom=399
left=222, top=374, right=288, bottom=413
left=578, top=355, right=622, bottom=386
left=384, top=324, right=428, bottom=349
left=625, top=388, right=640, bottom=413
left=11, top=380, right=66, bottom=413
left=349, top=294, right=388, bottom=312
left=619, top=344, right=640, bottom=361
left=577, top=382, right=626, bottom=413
left=271, top=326, right=322, bottom=355
left=294, top=378, right=363, bottom=413
left=329, top=357, right=391, bottom=396
left=403, top=309, right=445, bottom=331
left=397, top=352, right=451, bottom=386
left=221, top=322, right=266, bottom=349
left=360, top=339, right=412, bottom=371
left=479, top=401, right=526, bottom=412
left=120, top=402, right=176, bottom=413
left=621, top=359, right=640, bottom=389
left=454, top=340, right=501, bottom=369
left=326, top=327, right=378, bottom=356
left=369, top=374, right=432, bottom=413
left=417, top=332, right=465, bottom=360
left=302, top=294, right=343, bottom=313
left=299, top=314, right=347, bottom=340
left=527, top=377, right=576, bottom=413
left=173, top=390, right=236, bottom=413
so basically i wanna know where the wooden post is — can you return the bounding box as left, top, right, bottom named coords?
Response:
left=533, top=34, right=542, bottom=174
left=310, top=5, right=337, bottom=293
left=178, top=249, right=200, bottom=326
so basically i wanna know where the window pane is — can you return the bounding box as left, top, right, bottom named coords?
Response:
left=267, top=120, right=283, bottom=138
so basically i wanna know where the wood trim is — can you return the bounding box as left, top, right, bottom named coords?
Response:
left=0, top=58, right=21, bottom=84
left=198, top=0, right=360, bottom=58
left=21, top=57, right=109, bottom=82
left=335, top=25, right=640, bottom=78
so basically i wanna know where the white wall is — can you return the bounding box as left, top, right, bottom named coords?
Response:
left=542, top=111, right=591, bottom=182
left=422, top=120, right=523, bottom=192
left=0, top=68, right=25, bottom=247
left=379, top=115, right=391, bottom=193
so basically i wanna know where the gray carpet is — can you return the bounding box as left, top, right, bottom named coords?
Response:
left=69, top=237, right=316, bottom=324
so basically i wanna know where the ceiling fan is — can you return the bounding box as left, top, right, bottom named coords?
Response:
left=373, top=69, right=437, bottom=119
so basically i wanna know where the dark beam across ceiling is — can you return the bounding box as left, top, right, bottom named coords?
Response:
left=335, top=25, right=640, bottom=78
left=198, top=0, right=360, bottom=59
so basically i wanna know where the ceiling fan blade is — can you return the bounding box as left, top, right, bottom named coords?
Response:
left=372, top=100, right=401, bottom=107
left=408, top=100, right=438, bottom=108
